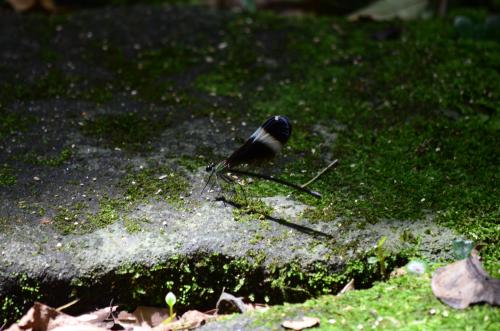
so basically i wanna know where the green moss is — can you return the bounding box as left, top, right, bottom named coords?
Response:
left=177, top=155, right=207, bottom=172
left=232, top=197, right=273, bottom=222
left=1, top=274, right=42, bottom=325
left=53, top=199, right=128, bottom=235
left=0, top=165, right=16, bottom=186
left=0, top=67, right=112, bottom=105
left=19, top=147, right=72, bottom=166
left=0, top=110, right=34, bottom=140
left=124, top=216, right=149, bottom=233
left=213, top=272, right=500, bottom=331
left=73, top=249, right=407, bottom=314
left=0, top=217, right=7, bottom=230
left=122, top=166, right=189, bottom=205
left=52, top=164, right=188, bottom=235
left=91, top=44, right=203, bottom=105
left=3, top=224, right=407, bottom=325
left=193, top=16, right=271, bottom=98
left=81, top=112, right=172, bottom=152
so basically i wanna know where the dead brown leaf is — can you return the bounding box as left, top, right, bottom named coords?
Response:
left=127, top=306, right=170, bottom=328
left=75, top=306, right=118, bottom=326
left=152, top=310, right=216, bottom=331
left=431, top=253, right=500, bottom=309
left=281, top=316, right=320, bottom=330
left=5, top=302, right=107, bottom=331
left=7, top=0, right=56, bottom=12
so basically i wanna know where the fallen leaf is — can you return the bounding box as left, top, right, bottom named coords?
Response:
left=5, top=302, right=107, bottom=331
left=129, top=306, right=170, bottom=328
left=7, top=0, right=56, bottom=12
left=76, top=306, right=119, bottom=325
left=348, top=0, right=429, bottom=21
left=152, top=310, right=216, bottom=331
left=431, top=253, right=500, bottom=309
left=282, top=316, right=320, bottom=330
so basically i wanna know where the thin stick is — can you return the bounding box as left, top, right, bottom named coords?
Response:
left=228, top=169, right=322, bottom=199
left=56, top=298, right=80, bottom=312
left=301, top=159, right=338, bottom=188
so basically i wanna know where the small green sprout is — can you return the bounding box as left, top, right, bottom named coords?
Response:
left=165, top=291, right=176, bottom=318
left=368, top=236, right=388, bottom=279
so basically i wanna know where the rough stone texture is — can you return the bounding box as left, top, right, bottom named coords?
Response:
left=0, top=4, right=462, bottom=320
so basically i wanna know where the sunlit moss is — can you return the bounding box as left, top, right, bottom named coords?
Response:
left=209, top=272, right=500, bottom=331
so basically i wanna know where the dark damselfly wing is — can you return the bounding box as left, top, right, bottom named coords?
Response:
left=224, top=115, right=292, bottom=169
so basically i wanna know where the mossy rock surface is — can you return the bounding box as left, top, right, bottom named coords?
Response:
left=200, top=272, right=500, bottom=331
left=0, top=3, right=499, bottom=325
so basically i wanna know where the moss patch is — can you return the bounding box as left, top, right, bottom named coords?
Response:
left=53, top=199, right=128, bottom=235
left=52, top=165, right=189, bottom=235
left=0, top=165, right=16, bottom=186
left=0, top=110, right=33, bottom=140
left=81, top=112, right=173, bottom=152
left=1, top=274, right=42, bottom=325
left=89, top=43, right=204, bottom=105
left=122, top=165, right=190, bottom=205
left=210, top=271, right=500, bottom=331
left=18, top=147, right=73, bottom=166
left=123, top=216, right=149, bottom=233
left=70, top=249, right=408, bottom=315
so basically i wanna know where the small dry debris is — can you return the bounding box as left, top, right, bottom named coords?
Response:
left=39, top=217, right=52, bottom=225
left=390, top=267, right=407, bottom=278
left=281, top=316, right=320, bottom=330
left=338, top=279, right=355, bottom=295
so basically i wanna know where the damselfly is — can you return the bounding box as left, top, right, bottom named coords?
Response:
left=202, top=115, right=321, bottom=199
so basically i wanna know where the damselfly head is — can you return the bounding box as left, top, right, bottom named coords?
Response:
left=206, top=162, right=215, bottom=173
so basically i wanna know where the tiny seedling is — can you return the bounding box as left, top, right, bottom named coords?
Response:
left=163, top=291, right=177, bottom=324
left=376, top=236, right=388, bottom=278
left=368, top=236, right=388, bottom=279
